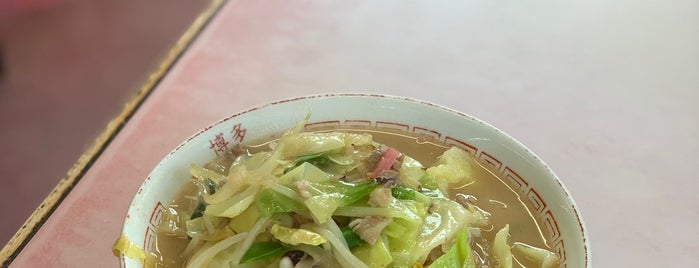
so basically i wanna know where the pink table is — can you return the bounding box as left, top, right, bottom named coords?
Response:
left=3, top=0, right=698, bottom=267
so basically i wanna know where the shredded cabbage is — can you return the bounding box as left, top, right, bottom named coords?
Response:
left=352, top=236, right=393, bottom=268
left=412, top=199, right=470, bottom=264
left=281, top=132, right=346, bottom=158
left=493, top=224, right=513, bottom=268
left=399, top=155, right=426, bottom=189
left=428, top=228, right=476, bottom=268
left=513, top=242, right=560, bottom=268
left=146, top=117, right=561, bottom=268
left=311, top=223, right=369, bottom=268
left=204, top=185, right=259, bottom=218
left=426, top=147, right=473, bottom=193
left=271, top=224, right=327, bottom=246
left=279, top=162, right=334, bottom=184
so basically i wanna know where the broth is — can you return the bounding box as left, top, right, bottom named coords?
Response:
left=153, top=127, right=556, bottom=267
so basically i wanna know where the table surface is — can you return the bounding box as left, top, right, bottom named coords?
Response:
left=6, top=0, right=698, bottom=267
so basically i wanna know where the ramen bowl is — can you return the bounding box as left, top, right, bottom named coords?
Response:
left=117, top=94, right=589, bottom=267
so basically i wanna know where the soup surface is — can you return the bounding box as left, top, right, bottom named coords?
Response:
left=151, top=125, right=558, bottom=268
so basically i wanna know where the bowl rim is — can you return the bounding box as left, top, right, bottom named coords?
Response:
left=120, top=93, right=590, bottom=267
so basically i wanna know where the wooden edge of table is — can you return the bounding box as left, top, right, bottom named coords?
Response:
left=0, top=0, right=227, bottom=266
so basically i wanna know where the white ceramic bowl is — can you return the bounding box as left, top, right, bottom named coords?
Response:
left=118, top=94, right=590, bottom=267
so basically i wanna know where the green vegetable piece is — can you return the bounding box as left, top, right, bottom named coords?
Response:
left=280, top=162, right=334, bottom=185
left=304, top=194, right=340, bottom=223
left=418, top=173, right=439, bottom=191
left=204, top=178, right=217, bottom=194
left=418, top=173, right=447, bottom=199
left=204, top=185, right=258, bottom=218
left=341, top=226, right=367, bottom=248
left=239, top=241, right=287, bottom=264
left=282, top=166, right=295, bottom=175
left=307, top=156, right=330, bottom=168
left=458, top=231, right=476, bottom=268
left=295, top=152, right=329, bottom=166
left=428, top=228, right=476, bottom=268
left=429, top=248, right=460, bottom=268
left=228, top=205, right=260, bottom=233
left=283, top=152, right=326, bottom=174
left=384, top=217, right=420, bottom=247
left=190, top=202, right=206, bottom=219
left=385, top=218, right=422, bottom=267
left=352, top=236, right=393, bottom=268
left=302, top=181, right=377, bottom=223
left=391, top=186, right=416, bottom=200
left=294, top=151, right=327, bottom=164
left=306, top=180, right=378, bottom=206
left=392, top=186, right=433, bottom=207
left=256, top=188, right=307, bottom=218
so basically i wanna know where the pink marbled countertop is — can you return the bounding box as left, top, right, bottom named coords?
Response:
left=10, top=1, right=699, bottom=267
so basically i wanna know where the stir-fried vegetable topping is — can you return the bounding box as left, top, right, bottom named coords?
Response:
left=147, top=118, right=560, bottom=268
